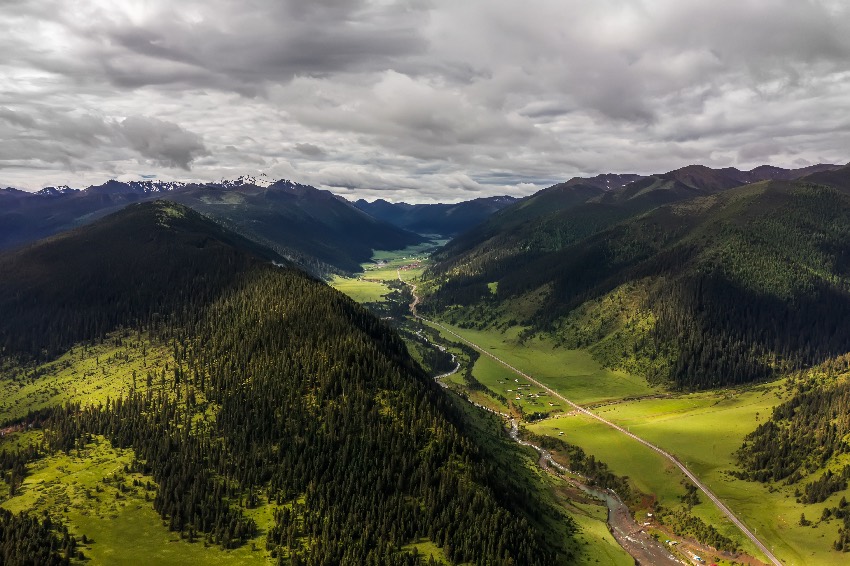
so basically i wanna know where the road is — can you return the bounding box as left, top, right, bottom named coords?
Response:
left=400, top=271, right=782, bottom=566
left=509, top=420, right=683, bottom=565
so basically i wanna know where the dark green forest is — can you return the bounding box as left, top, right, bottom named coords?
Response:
left=0, top=201, right=570, bottom=565
left=425, top=171, right=850, bottom=390
left=736, top=355, right=850, bottom=551
left=0, top=180, right=422, bottom=274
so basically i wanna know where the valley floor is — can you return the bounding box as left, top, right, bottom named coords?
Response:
left=330, top=244, right=850, bottom=566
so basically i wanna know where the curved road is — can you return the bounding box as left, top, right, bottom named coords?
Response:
left=400, top=272, right=782, bottom=566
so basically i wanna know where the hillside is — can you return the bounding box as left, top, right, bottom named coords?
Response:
left=0, top=200, right=283, bottom=362
left=167, top=180, right=423, bottom=272
left=0, top=178, right=422, bottom=273
left=433, top=164, right=843, bottom=280
left=735, top=355, right=850, bottom=552
left=426, top=172, right=850, bottom=389
left=0, top=201, right=571, bottom=565
left=353, top=195, right=518, bottom=236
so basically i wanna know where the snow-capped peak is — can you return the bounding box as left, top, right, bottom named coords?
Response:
left=37, top=185, right=77, bottom=196
left=219, top=173, right=275, bottom=188
left=126, top=180, right=187, bottom=193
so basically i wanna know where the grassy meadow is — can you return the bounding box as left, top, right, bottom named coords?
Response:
left=1, top=435, right=273, bottom=565
left=425, top=321, right=659, bottom=405
left=0, top=335, right=280, bottom=565
left=593, top=385, right=849, bottom=566
left=330, top=244, right=850, bottom=565
left=0, top=335, right=172, bottom=422
left=328, top=275, right=390, bottom=303
left=330, top=240, right=443, bottom=301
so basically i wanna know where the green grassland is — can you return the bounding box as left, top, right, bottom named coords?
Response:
left=467, top=348, right=560, bottom=417
left=528, top=381, right=850, bottom=566
left=371, top=240, right=448, bottom=261
left=1, top=436, right=273, bottom=566
left=566, top=501, right=633, bottom=566
left=592, top=384, right=849, bottom=566
left=331, top=241, right=444, bottom=298
left=445, top=393, right=632, bottom=566
left=426, top=321, right=659, bottom=405
left=363, top=240, right=446, bottom=279
left=0, top=334, right=172, bottom=422
left=328, top=275, right=390, bottom=303
left=525, top=414, right=760, bottom=551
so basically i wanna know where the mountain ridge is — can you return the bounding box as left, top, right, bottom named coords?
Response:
left=0, top=199, right=570, bottom=564
left=353, top=194, right=519, bottom=236
left=0, top=178, right=424, bottom=273
left=426, top=165, right=850, bottom=389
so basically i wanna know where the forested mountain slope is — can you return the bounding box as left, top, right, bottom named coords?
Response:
left=0, top=200, right=283, bottom=362
left=168, top=181, right=422, bottom=272
left=736, top=355, right=850, bottom=551
left=426, top=170, right=850, bottom=389
left=0, top=179, right=422, bottom=273
left=433, top=164, right=842, bottom=281
left=353, top=195, right=518, bottom=236
left=0, top=201, right=570, bottom=565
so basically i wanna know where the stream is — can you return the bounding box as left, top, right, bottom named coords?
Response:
left=405, top=272, right=682, bottom=564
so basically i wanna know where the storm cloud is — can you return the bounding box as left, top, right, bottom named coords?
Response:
left=1, top=0, right=849, bottom=201
left=0, top=107, right=208, bottom=171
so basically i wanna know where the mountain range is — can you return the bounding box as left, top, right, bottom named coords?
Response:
left=426, top=162, right=850, bottom=389
left=0, top=176, right=422, bottom=273
left=352, top=195, right=518, bottom=236
left=3, top=159, right=850, bottom=564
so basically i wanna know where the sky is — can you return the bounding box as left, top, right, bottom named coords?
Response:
left=1, top=0, right=849, bottom=203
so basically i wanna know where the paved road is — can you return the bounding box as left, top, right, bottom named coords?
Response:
left=400, top=271, right=782, bottom=566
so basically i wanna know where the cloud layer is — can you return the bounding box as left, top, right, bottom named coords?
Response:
left=2, top=0, right=849, bottom=201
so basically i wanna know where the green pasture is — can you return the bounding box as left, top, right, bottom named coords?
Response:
left=590, top=385, right=849, bottom=566
left=1, top=436, right=273, bottom=565
left=529, top=381, right=850, bottom=566
left=566, top=501, right=633, bottom=566
left=329, top=275, right=390, bottom=303
left=469, top=351, right=561, bottom=416
left=356, top=240, right=446, bottom=283
left=0, top=336, right=172, bottom=423
left=371, top=239, right=447, bottom=262
left=426, top=321, right=658, bottom=405
left=526, top=413, right=765, bottom=559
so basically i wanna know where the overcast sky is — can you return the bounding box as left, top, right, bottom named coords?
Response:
left=1, top=0, right=849, bottom=202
